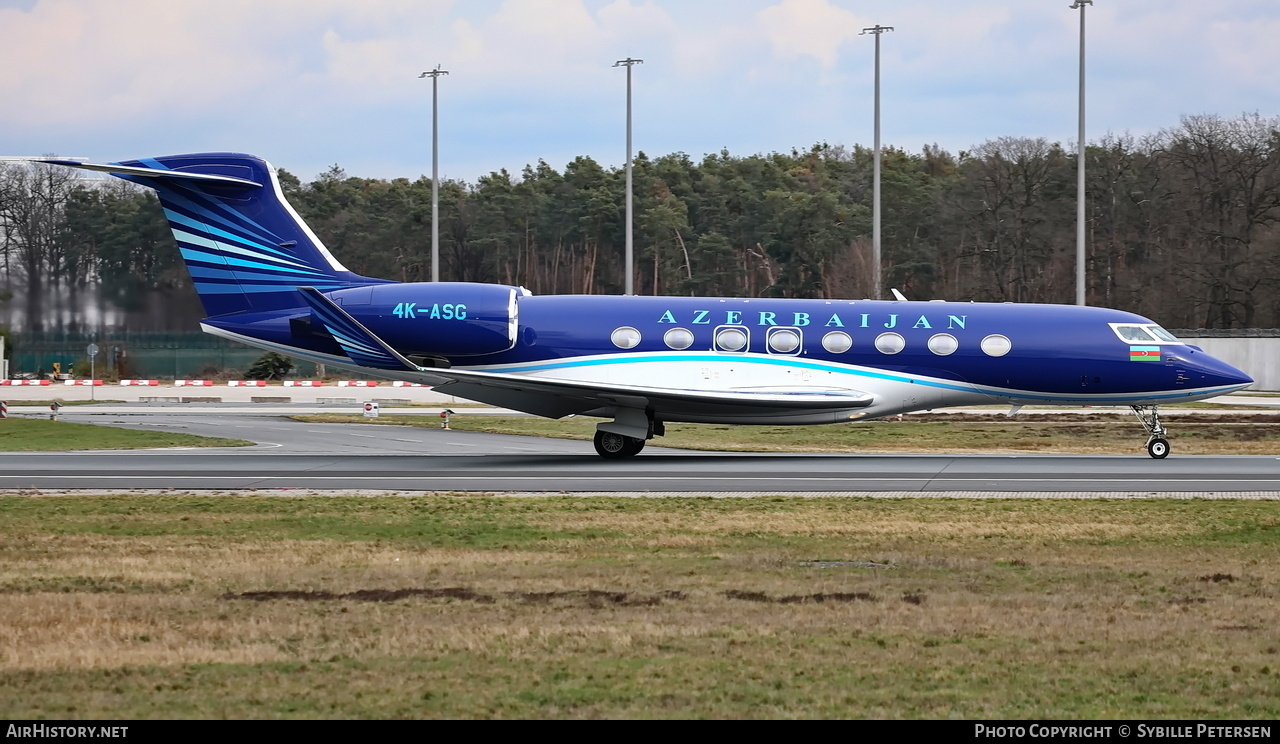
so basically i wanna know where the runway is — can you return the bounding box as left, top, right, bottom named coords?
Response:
left=4, top=449, right=1280, bottom=494
left=3, top=407, right=1280, bottom=494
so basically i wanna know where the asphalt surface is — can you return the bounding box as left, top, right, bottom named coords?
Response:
left=2, top=386, right=1280, bottom=495
left=0, top=405, right=1276, bottom=494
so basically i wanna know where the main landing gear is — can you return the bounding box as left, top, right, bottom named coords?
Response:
left=1131, top=405, right=1170, bottom=459
left=593, top=430, right=645, bottom=459
left=592, top=409, right=661, bottom=459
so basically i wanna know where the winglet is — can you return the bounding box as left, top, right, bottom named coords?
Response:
left=297, top=287, right=418, bottom=371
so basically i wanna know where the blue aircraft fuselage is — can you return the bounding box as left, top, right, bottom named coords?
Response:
left=201, top=284, right=1248, bottom=409
left=41, top=152, right=1254, bottom=458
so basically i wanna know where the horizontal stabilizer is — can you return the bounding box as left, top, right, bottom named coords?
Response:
left=38, top=159, right=263, bottom=188
left=297, top=287, right=417, bottom=371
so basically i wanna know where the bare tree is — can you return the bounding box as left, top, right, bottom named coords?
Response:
left=1153, top=113, right=1280, bottom=327
left=0, top=161, right=78, bottom=331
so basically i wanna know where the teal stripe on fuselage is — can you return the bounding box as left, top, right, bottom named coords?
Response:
left=465, top=351, right=1241, bottom=404
left=476, top=352, right=975, bottom=393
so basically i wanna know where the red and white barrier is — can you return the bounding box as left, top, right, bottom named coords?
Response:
left=284, top=380, right=323, bottom=387
left=175, top=380, right=214, bottom=386
left=227, top=380, right=268, bottom=387
left=392, top=381, right=431, bottom=387
left=0, top=401, right=7, bottom=419
left=1, top=380, right=51, bottom=386
left=119, top=380, right=160, bottom=386
left=64, top=379, right=103, bottom=386
left=338, top=380, right=379, bottom=387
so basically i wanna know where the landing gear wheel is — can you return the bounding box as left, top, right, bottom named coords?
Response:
left=1131, top=405, right=1172, bottom=460
left=594, top=430, right=644, bottom=459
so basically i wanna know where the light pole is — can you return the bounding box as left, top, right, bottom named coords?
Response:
left=1071, top=1, right=1091, bottom=305
left=613, top=57, right=642, bottom=296
left=418, top=65, right=449, bottom=282
left=861, top=24, right=893, bottom=301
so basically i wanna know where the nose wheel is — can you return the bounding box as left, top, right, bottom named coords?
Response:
left=1131, top=405, right=1170, bottom=459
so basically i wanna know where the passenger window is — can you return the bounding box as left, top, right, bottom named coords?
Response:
left=714, top=326, right=748, bottom=352
left=664, top=328, right=695, bottom=350
left=611, top=327, right=641, bottom=349
left=822, top=331, right=853, bottom=353
left=766, top=328, right=801, bottom=354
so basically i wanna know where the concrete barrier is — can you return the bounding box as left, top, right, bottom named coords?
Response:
left=1180, top=336, right=1280, bottom=391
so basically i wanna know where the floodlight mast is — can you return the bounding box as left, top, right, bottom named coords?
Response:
left=613, top=57, right=643, bottom=296
left=1070, top=1, right=1091, bottom=305
left=861, top=24, right=893, bottom=301
left=419, top=65, right=449, bottom=282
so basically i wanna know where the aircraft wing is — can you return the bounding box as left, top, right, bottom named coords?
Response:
left=297, top=285, right=874, bottom=419
left=427, top=368, right=876, bottom=420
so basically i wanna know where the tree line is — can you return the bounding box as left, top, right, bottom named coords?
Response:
left=3, top=112, right=1280, bottom=334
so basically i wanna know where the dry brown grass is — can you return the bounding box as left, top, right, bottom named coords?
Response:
left=0, top=495, right=1277, bottom=718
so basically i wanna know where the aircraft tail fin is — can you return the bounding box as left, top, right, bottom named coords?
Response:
left=42, top=154, right=383, bottom=317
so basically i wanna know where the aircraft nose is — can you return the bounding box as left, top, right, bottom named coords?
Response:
left=1189, top=349, right=1253, bottom=390
left=1221, top=362, right=1254, bottom=389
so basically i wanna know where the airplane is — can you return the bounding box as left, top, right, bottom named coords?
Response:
left=43, top=153, right=1254, bottom=459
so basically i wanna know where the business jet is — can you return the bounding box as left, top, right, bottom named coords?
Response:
left=43, top=153, right=1253, bottom=459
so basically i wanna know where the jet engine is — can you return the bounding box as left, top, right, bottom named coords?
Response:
left=325, top=282, right=522, bottom=357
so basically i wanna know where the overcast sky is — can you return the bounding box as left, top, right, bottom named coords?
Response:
left=3, top=0, right=1278, bottom=183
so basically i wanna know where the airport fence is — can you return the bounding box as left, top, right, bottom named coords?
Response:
left=5, top=331, right=327, bottom=380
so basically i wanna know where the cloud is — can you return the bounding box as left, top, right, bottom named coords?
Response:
left=3, top=0, right=1279, bottom=181
left=756, top=0, right=861, bottom=69
left=1, top=1, right=313, bottom=126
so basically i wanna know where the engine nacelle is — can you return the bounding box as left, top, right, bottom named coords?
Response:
left=324, top=282, right=522, bottom=357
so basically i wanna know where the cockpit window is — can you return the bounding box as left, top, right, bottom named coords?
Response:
left=1113, top=325, right=1156, bottom=342
left=1109, top=323, right=1182, bottom=345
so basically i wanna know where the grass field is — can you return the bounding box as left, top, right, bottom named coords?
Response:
left=296, top=411, right=1280, bottom=455
left=0, top=494, right=1277, bottom=719
left=0, top=417, right=252, bottom=451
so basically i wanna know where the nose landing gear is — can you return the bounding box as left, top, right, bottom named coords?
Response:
left=1130, top=405, right=1170, bottom=459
